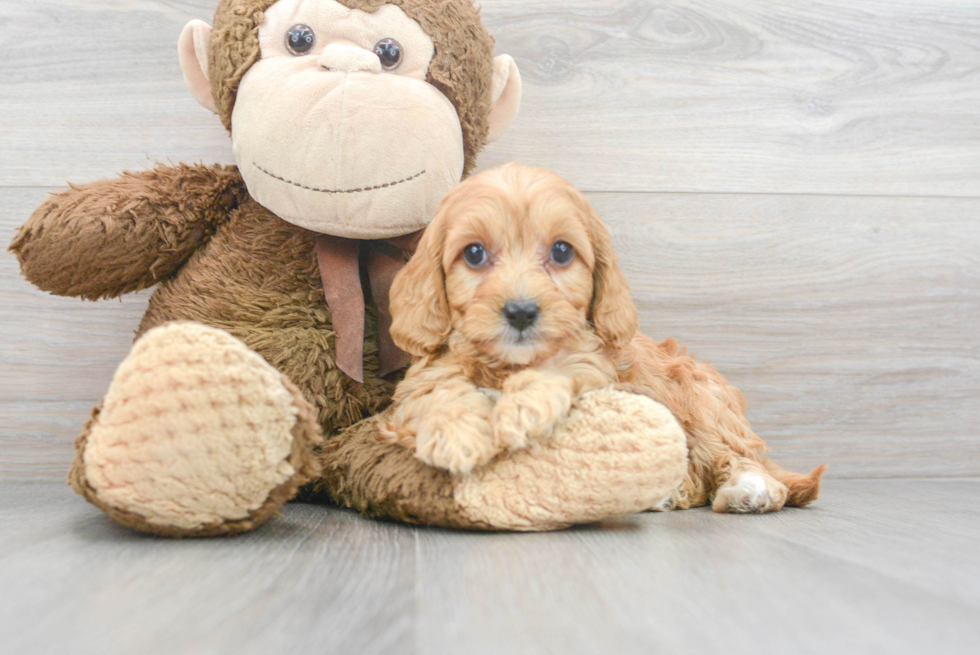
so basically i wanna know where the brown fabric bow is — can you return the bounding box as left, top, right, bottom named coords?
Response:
left=315, top=232, right=422, bottom=383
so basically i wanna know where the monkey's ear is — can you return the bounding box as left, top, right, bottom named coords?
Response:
left=486, top=55, right=522, bottom=144
left=178, top=20, right=218, bottom=114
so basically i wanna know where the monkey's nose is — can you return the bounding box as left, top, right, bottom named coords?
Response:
left=317, top=44, right=382, bottom=74
left=503, top=300, right=539, bottom=331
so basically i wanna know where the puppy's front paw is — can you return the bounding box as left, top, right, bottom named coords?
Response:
left=491, top=390, right=572, bottom=451
left=415, top=411, right=497, bottom=476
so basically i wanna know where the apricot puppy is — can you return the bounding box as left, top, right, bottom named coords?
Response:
left=381, top=163, right=825, bottom=513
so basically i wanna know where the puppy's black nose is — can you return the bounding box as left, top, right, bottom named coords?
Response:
left=503, top=300, right=539, bottom=331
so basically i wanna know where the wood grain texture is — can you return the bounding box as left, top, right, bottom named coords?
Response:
left=482, top=0, right=980, bottom=195
left=0, top=0, right=230, bottom=187
left=415, top=480, right=980, bottom=654
left=593, top=192, right=980, bottom=477
left=3, top=186, right=978, bottom=480
left=1, top=479, right=979, bottom=654
left=1, top=1, right=978, bottom=195
left=0, top=481, right=418, bottom=655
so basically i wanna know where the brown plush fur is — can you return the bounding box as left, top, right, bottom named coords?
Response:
left=385, top=164, right=825, bottom=511
left=10, top=166, right=392, bottom=435
left=9, top=165, right=246, bottom=300
left=209, top=0, right=495, bottom=176
left=135, top=193, right=397, bottom=434
left=10, top=0, right=498, bottom=441
left=314, top=411, right=493, bottom=528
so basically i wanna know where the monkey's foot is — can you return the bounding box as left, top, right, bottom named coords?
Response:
left=70, top=322, right=322, bottom=537
left=319, top=387, right=689, bottom=531
left=454, top=388, right=688, bottom=530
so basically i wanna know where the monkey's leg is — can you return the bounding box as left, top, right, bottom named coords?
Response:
left=316, top=388, right=689, bottom=531
left=70, top=322, right=322, bottom=537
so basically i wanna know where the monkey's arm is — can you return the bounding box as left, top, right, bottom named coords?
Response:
left=9, top=164, right=246, bottom=299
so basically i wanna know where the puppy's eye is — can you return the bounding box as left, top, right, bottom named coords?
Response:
left=374, top=38, right=403, bottom=70
left=463, top=244, right=487, bottom=268
left=286, top=24, right=316, bottom=55
left=551, top=241, right=574, bottom=265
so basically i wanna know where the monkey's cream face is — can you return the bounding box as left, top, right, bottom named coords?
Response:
left=232, top=0, right=465, bottom=239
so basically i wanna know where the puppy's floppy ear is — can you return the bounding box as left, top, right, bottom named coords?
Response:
left=585, top=204, right=639, bottom=349
left=390, top=219, right=452, bottom=356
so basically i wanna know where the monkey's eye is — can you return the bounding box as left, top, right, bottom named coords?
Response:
left=551, top=241, right=574, bottom=265
left=374, top=38, right=403, bottom=70
left=285, top=24, right=316, bottom=56
left=463, top=244, right=487, bottom=268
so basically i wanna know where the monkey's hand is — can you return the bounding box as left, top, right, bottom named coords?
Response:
left=10, top=164, right=246, bottom=299
left=491, top=370, right=575, bottom=451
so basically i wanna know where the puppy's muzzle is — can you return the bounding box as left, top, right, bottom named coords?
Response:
left=503, top=300, right=539, bottom=331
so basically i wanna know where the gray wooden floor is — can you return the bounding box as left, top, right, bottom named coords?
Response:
left=1, top=479, right=978, bottom=655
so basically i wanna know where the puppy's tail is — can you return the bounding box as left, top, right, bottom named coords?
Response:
left=763, top=460, right=827, bottom=507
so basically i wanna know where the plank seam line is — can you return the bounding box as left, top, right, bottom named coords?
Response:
left=3, top=185, right=979, bottom=201
left=580, top=190, right=980, bottom=200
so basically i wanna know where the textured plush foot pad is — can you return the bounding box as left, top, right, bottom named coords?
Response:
left=454, top=388, right=689, bottom=530
left=70, top=322, right=321, bottom=536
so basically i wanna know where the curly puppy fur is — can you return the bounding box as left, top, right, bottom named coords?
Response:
left=382, top=163, right=825, bottom=513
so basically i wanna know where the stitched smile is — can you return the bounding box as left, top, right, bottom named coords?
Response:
left=254, top=163, right=426, bottom=194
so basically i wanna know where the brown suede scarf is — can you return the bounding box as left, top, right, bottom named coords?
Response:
left=315, top=231, right=422, bottom=382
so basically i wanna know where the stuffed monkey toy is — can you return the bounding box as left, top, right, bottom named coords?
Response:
left=10, top=0, right=688, bottom=536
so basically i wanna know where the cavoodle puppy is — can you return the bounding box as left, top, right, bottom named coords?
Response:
left=381, top=163, right=825, bottom=513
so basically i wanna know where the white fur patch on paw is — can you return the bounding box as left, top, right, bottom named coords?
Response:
left=650, top=495, right=677, bottom=512
left=716, top=472, right=787, bottom=514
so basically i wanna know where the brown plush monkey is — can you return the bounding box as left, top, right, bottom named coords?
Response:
left=10, top=0, right=688, bottom=536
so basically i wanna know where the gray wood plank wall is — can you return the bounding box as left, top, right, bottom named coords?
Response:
left=1, top=0, right=977, bottom=481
